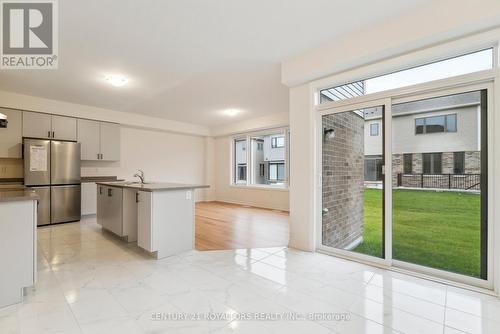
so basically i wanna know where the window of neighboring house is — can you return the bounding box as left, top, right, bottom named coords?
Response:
left=415, top=114, right=457, bottom=134
left=370, top=123, right=379, bottom=136
left=269, top=162, right=285, bottom=182
left=319, top=48, right=493, bottom=103
left=233, top=139, right=247, bottom=184
left=271, top=136, right=285, bottom=148
left=233, top=130, right=289, bottom=187
left=403, top=154, right=413, bottom=174
left=454, top=151, right=465, bottom=174
left=423, top=153, right=442, bottom=174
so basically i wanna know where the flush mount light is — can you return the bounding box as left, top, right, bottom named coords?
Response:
left=224, top=109, right=240, bottom=117
left=104, top=75, right=128, bottom=87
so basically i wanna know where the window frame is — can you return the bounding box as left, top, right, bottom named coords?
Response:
left=423, top=152, right=443, bottom=174
left=454, top=151, right=465, bottom=174
left=370, top=123, right=379, bottom=136
left=403, top=153, right=413, bottom=174
left=415, top=113, right=458, bottom=135
left=231, top=128, right=289, bottom=190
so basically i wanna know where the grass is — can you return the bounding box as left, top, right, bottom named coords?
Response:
left=353, top=188, right=481, bottom=278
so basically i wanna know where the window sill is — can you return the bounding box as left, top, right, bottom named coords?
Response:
left=229, top=184, right=289, bottom=192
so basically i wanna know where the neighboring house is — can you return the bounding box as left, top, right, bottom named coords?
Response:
left=234, top=134, right=286, bottom=185
left=321, top=85, right=481, bottom=190
left=364, top=91, right=481, bottom=189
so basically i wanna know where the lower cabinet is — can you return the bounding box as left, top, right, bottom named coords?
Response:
left=81, top=182, right=97, bottom=215
left=137, top=191, right=153, bottom=251
left=0, top=199, right=36, bottom=308
left=97, top=185, right=137, bottom=242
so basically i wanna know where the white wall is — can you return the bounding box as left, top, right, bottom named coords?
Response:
left=81, top=126, right=208, bottom=201
left=214, top=136, right=289, bottom=211
left=364, top=119, right=383, bottom=156
left=285, top=17, right=500, bottom=251
left=0, top=90, right=212, bottom=201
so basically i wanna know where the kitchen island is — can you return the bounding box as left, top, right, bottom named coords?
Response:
left=0, top=187, right=38, bottom=308
left=96, top=181, right=208, bottom=259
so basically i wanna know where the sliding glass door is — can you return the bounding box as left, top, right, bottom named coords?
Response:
left=321, top=104, right=385, bottom=260
left=391, top=89, right=489, bottom=281
left=319, top=84, right=492, bottom=287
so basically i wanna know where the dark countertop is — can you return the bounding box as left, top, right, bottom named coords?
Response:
left=81, top=176, right=121, bottom=183
left=0, top=188, right=39, bottom=202
left=96, top=181, right=210, bottom=192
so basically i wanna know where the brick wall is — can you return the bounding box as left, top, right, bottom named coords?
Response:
left=322, top=111, right=364, bottom=249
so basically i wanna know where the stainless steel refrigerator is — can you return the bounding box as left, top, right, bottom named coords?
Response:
left=24, top=139, right=81, bottom=226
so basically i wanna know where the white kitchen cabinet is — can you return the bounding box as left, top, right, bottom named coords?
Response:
left=0, top=108, right=22, bottom=158
left=51, top=115, right=77, bottom=141
left=22, top=111, right=52, bottom=139
left=99, top=122, right=120, bottom=161
left=23, top=111, right=77, bottom=141
left=0, top=199, right=37, bottom=308
left=77, top=119, right=100, bottom=160
left=137, top=191, right=153, bottom=251
left=77, top=120, right=120, bottom=161
left=81, top=182, right=97, bottom=215
left=97, top=185, right=137, bottom=242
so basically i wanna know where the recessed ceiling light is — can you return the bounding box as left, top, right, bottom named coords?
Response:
left=224, top=109, right=240, bottom=117
left=104, top=75, right=128, bottom=87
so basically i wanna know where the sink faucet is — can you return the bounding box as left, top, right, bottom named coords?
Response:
left=133, top=169, right=145, bottom=184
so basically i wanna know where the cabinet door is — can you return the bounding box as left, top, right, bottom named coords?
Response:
left=51, top=115, right=77, bottom=141
left=107, top=186, right=123, bottom=236
left=77, top=119, right=100, bottom=160
left=137, top=191, right=153, bottom=251
left=23, top=111, right=51, bottom=139
left=81, top=182, right=97, bottom=215
left=96, top=185, right=106, bottom=226
left=0, top=108, right=22, bottom=158
left=100, top=122, right=120, bottom=161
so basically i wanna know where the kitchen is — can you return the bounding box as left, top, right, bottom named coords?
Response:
left=0, top=107, right=208, bottom=308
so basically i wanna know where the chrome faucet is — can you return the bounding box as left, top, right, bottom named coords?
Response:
left=133, top=169, right=145, bottom=184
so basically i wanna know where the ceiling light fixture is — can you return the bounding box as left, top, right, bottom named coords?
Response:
left=224, top=108, right=240, bottom=117
left=104, top=75, right=128, bottom=87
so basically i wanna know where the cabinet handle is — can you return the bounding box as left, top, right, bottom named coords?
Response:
left=52, top=131, right=55, bottom=138
left=135, top=193, right=139, bottom=203
left=97, top=153, right=100, bottom=160
left=101, top=153, right=104, bottom=160
left=108, top=188, right=112, bottom=197
left=47, top=131, right=51, bottom=138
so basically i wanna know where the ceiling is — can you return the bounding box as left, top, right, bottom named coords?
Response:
left=0, top=0, right=432, bottom=128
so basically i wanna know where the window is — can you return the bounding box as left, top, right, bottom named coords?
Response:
left=319, top=48, right=493, bottom=103
left=233, top=139, right=247, bottom=184
left=233, top=130, right=288, bottom=187
left=423, top=153, right=442, bottom=174
left=370, top=123, right=379, bottom=136
left=415, top=114, right=457, bottom=134
left=269, top=162, right=285, bottom=182
left=259, top=163, right=265, bottom=177
left=271, top=136, right=284, bottom=148
left=454, top=152, right=465, bottom=174
left=403, top=154, right=413, bottom=174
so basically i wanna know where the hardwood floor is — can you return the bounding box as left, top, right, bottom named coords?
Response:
left=195, top=201, right=289, bottom=251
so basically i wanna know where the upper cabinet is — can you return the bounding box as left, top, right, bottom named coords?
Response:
left=22, top=111, right=51, bottom=139
left=0, top=108, right=22, bottom=158
left=23, top=111, right=77, bottom=141
left=77, top=119, right=120, bottom=161
left=51, top=115, right=77, bottom=141
left=99, top=122, right=120, bottom=161
left=77, top=119, right=100, bottom=160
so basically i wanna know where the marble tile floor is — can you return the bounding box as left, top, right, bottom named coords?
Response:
left=1, top=217, right=500, bottom=333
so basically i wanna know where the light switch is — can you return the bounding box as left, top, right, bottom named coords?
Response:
left=186, top=191, right=192, bottom=200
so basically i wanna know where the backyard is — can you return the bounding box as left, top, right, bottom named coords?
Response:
left=354, top=188, right=481, bottom=278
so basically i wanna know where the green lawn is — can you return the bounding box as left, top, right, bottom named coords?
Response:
left=353, top=188, right=481, bottom=278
